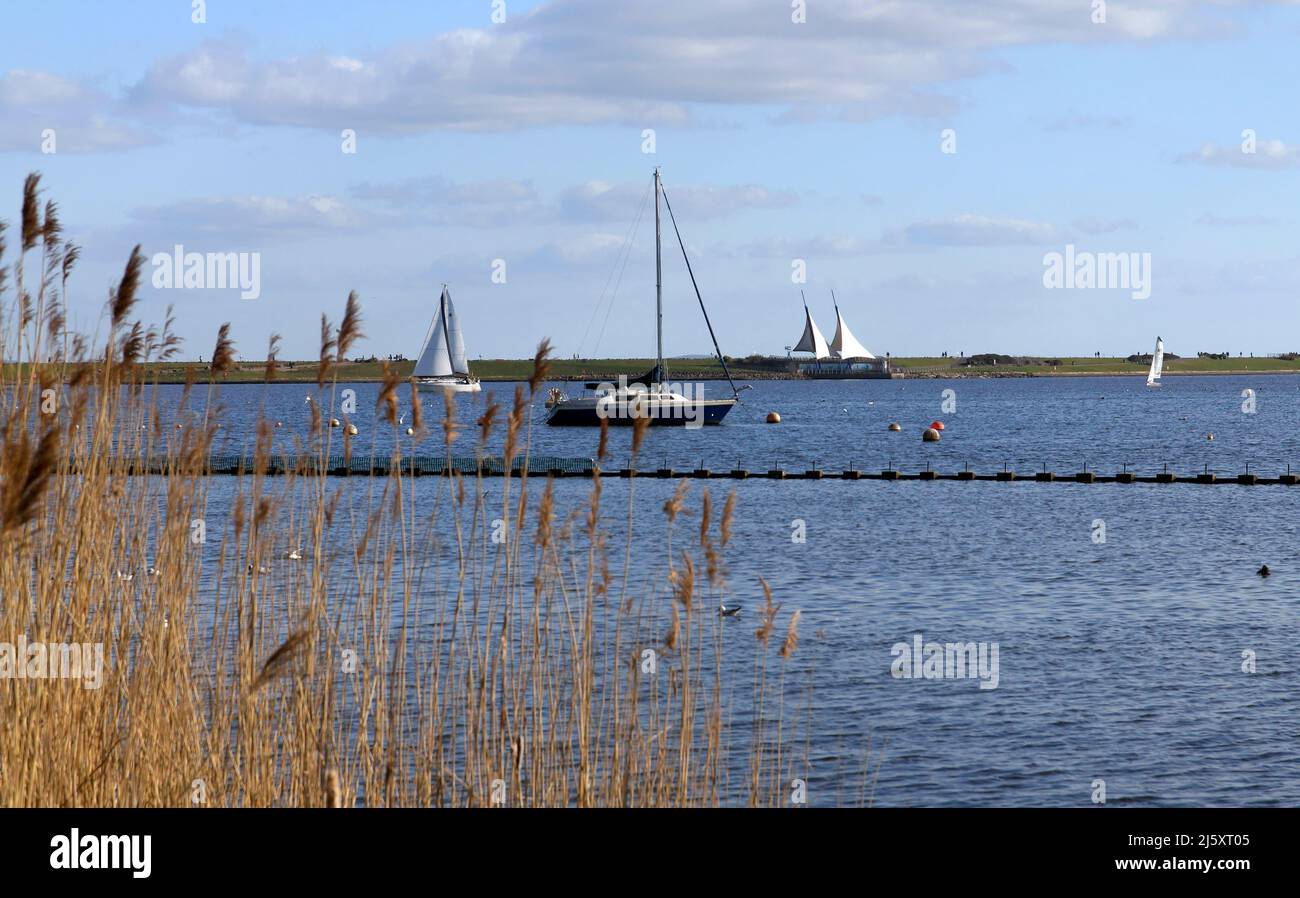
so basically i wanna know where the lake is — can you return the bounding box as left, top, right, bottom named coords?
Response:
left=156, top=374, right=1300, bottom=805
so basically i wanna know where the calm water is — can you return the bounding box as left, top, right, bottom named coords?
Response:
left=162, top=375, right=1300, bottom=806
left=183, top=373, right=1300, bottom=475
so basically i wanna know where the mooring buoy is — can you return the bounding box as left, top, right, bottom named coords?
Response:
left=888, top=422, right=901, bottom=432
left=922, top=427, right=940, bottom=442
left=930, top=420, right=945, bottom=431
left=766, top=412, right=781, bottom=424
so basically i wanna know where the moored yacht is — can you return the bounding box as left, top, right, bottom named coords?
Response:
left=545, top=169, right=742, bottom=426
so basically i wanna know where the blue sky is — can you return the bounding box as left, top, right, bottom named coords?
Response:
left=3, top=0, right=1300, bottom=360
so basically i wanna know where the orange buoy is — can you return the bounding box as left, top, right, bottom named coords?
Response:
left=922, top=427, right=941, bottom=442
left=766, top=412, right=781, bottom=424
left=888, top=422, right=901, bottom=432
left=930, top=421, right=945, bottom=431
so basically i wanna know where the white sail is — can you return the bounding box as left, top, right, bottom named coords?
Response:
left=1147, top=336, right=1163, bottom=385
left=830, top=302, right=875, bottom=359
left=793, top=304, right=831, bottom=359
left=444, top=290, right=469, bottom=374
left=413, top=287, right=454, bottom=378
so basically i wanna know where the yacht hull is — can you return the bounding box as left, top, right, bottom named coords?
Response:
left=546, top=398, right=735, bottom=426
left=416, top=377, right=482, bottom=393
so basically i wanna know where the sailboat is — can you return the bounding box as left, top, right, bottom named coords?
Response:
left=545, top=169, right=741, bottom=426
left=413, top=286, right=481, bottom=392
left=1146, top=336, right=1164, bottom=387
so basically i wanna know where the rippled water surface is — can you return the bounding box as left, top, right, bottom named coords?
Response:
left=167, top=375, right=1300, bottom=805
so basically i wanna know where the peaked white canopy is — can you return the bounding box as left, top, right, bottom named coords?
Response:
left=830, top=303, right=875, bottom=360
left=793, top=303, right=831, bottom=359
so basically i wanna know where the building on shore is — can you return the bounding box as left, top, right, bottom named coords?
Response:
left=790, top=292, right=898, bottom=379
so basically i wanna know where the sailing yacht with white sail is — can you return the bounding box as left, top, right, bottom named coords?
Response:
left=1146, top=336, right=1164, bottom=387
left=545, top=169, right=741, bottom=426
left=413, top=286, right=481, bottom=392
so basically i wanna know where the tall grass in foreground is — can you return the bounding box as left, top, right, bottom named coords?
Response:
left=0, top=174, right=811, bottom=807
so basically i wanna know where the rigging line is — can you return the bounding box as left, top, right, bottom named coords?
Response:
left=592, top=194, right=646, bottom=359
left=577, top=182, right=651, bottom=358
left=657, top=181, right=739, bottom=399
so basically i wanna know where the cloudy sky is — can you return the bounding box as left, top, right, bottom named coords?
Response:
left=4, top=0, right=1300, bottom=360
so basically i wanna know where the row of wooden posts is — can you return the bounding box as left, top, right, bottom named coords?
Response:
left=84, top=456, right=1300, bottom=485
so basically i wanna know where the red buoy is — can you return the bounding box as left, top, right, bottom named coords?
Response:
left=930, top=420, right=945, bottom=431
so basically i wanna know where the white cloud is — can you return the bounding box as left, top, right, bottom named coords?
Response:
left=891, top=214, right=1057, bottom=246
left=559, top=180, right=795, bottom=222
left=131, top=194, right=366, bottom=234
left=1179, top=139, right=1300, bottom=169
left=0, top=70, right=152, bottom=152
left=126, top=1, right=1283, bottom=134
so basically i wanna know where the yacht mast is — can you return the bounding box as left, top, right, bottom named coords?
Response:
left=654, top=168, right=664, bottom=383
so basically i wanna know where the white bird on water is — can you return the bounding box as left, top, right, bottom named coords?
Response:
left=719, top=603, right=742, bottom=617
left=286, top=548, right=302, bottom=560
left=115, top=570, right=134, bottom=582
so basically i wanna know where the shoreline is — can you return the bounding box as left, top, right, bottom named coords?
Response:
left=32, top=358, right=1300, bottom=384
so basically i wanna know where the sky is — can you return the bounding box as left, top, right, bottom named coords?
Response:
left=3, top=0, right=1300, bottom=361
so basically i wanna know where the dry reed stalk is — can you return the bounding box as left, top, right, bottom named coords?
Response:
left=0, top=172, right=818, bottom=810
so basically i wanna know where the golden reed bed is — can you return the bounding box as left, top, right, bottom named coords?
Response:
left=0, top=174, right=835, bottom=808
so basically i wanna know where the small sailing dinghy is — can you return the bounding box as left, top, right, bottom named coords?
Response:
left=1146, top=336, right=1164, bottom=388
left=413, top=285, right=481, bottom=392
left=545, top=169, right=741, bottom=426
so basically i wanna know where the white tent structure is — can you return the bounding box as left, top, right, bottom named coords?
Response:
left=792, top=292, right=831, bottom=359
left=829, top=292, right=874, bottom=360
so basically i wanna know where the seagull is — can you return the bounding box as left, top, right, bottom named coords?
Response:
left=719, top=603, right=742, bottom=617
left=1258, top=565, right=1271, bottom=578
left=115, top=570, right=134, bottom=582
left=286, top=549, right=302, bottom=561
left=399, top=413, right=407, bottom=425
left=146, top=566, right=161, bottom=577
left=305, top=395, right=313, bottom=405
left=247, top=563, right=270, bottom=575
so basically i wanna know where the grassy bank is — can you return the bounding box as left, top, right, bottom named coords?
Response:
left=72, top=354, right=1300, bottom=384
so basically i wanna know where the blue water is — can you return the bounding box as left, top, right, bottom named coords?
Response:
left=158, top=375, right=1300, bottom=805
left=179, top=374, right=1300, bottom=476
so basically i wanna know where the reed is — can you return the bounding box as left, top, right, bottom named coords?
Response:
left=0, top=174, right=813, bottom=807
